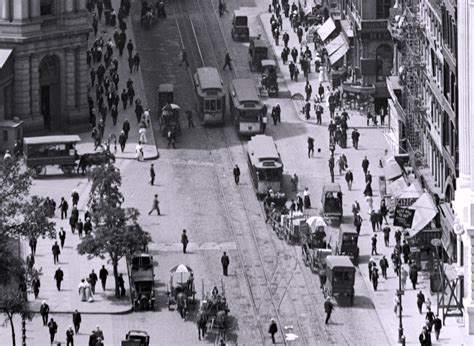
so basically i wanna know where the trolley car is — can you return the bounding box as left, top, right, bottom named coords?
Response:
left=193, top=67, right=225, bottom=125
left=247, top=135, right=283, bottom=197
left=228, top=79, right=265, bottom=136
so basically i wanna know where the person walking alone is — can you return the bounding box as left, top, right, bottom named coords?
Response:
left=223, top=52, right=232, bottom=70
left=371, top=234, right=378, bottom=255
left=40, top=301, right=50, bottom=326
left=324, top=297, right=335, bottom=324
left=181, top=230, right=189, bottom=254
left=233, top=164, right=240, bottom=184
left=73, top=309, right=82, bottom=334
left=66, top=325, right=74, bottom=346
left=52, top=241, right=61, bottom=264
left=150, top=164, right=155, bottom=185
left=55, top=266, right=64, bottom=291
left=48, top=318, right=58, bottom=344
left=433, top=314, right=442, bottom=341
left=268, top=318, right=278, bottom=344
left=417, top=290, right=425, bottom=314
left=179, top=48, right=189, bottom=68
left=221, top=252, right=230, bottom=276
left=345, top=169, right=353, bottom=190
left=362, top=156, right=370, bottom=176
left=99, top=265, right=108, bottom=291
left=148, top=194, right=161, bottom=215
left=59, top=197, right=69, bottom=219
left=59, top=227, right=66, bottom=249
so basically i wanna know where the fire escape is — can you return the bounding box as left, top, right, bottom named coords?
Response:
left=389, top=0, right=426, bottom=161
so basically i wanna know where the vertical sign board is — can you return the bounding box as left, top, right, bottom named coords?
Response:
left=393, top=206, right=415, bottom=228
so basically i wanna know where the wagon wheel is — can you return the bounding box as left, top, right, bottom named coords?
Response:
left=35, top=165, right=46, bottom=175
left=61, top=165, right=75, bottom=175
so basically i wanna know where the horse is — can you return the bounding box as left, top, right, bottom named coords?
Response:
left=197, top=311, right=208, bottom=341
left=77, top=151, right=116, bottom=174
left=176, top=292, right=188, bottom=320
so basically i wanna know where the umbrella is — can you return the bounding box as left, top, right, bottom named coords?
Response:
left=170, top=264, right=193, bottom=284
left=306, top=216, right=327, bottom=232
left=169, top=103, right=180, bottom=110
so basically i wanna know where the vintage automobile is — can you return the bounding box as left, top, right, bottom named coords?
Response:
left=128, top=252, right=156, bottom=311
left=248, top=39, right=268, bottom=72
left=321, top=182, right=343, bottom=220
left=324, top=255, right=355, bottom=305
left=231, top=10, right=249, bottom=41
left=23, top=135, right=81, bottom=176
left=335, top=228, right=359, bottom=265
left=260, top=60, right=279, bottom=97
left=121, top=330, right=150, bottom=346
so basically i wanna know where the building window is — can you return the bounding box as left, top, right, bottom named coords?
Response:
left=376, top=0, right=392, bottom=19
left=40, top=0, right=53, bottom=16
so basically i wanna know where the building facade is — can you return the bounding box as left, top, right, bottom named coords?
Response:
left=454, top=0, right=474, bottom=335
left=0, top=0, right=90, bottom=134
left=341, top=0, right=394, bottom=112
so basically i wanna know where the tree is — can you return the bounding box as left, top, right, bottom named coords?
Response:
left=0, top=237, right=32, bottom=346
left=78, top=164, right=151, bottom=297
left=0, top=159, right=31, bottom=236
left=3, top=195, right=56, bottom=242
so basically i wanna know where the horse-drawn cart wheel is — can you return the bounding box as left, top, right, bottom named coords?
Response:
left=35, top=165, right=46, bottom=175
left=61, top=165, right=75, bottom=175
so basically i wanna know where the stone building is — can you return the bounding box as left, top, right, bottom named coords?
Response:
left=0, top=0, right=90, bottom=134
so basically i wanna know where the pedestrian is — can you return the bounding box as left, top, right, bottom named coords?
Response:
left=99, top=265, right=108, bottom=291
left=371, top=234, right=378, bottom=255
left=400, top=266, right=408, bottom=290
left=73, top=309, right=82, bottom=334
left=122, top=119, right=131, bottom=140
left=59, top=227, right=66, bottom=248
left=433, top=314, right=442, bottom=341
left=70, top=207, right=79, bottom=233
left=89, top=269, right=98, bottom=294
left=303, top=187, right=311, bottom=209
left=345, top=169, right=353, bottom=190
left=233, top=164, right=241, bottom=184
left=417, top=290, right=425, bottom=314
left=32, top=276, right=41, bottom=299
left=402, top=241, right=411, bottom=263
left=291, top=173, right=298, bottom=192
left=48, top=318, right=58, bottom=344
left=59, top=197, right=69, bottom=219
left=382, top=225, right=391, bottom=246
left=268, top=318, right=278, bottom=344
left=410, top=265, right=418, bottom=290
left=26, top=252, right=35, bottom=270
left=126, top=39, right=134, bottom=57
left=148, top=194, right=161, bottom=215
left=425, top=307, right=435, bottom=332
left=71, top=189, right=79, bottom=207
left=352, top=128, right=360, bottom=149
left=372, top=266, right=379, bottom=291
left=221, top=252, right=230, bottom=276
left=94, top=325, right=105, bottom=342
left=135, top=141, right=144, bottom=161
left=55, top=266, right=64, bottom=291
left=84, top=217, right=92, bottom=235
left=324, top=297, right=335, bottom=324
left=118, top=273, right=126, bottom=297
left=296, top=194, right=303, bottom=212
left=328, top=155, right=335, bottom=183
left=149, top=164, right=156, bottom=185
left=305, top=81, right=312, bottom=101
left=379, top=256, right=389, bottom=279
left=139, top=125, right=147, bottom=144
left=40, top=300, right=50, bottom=326
left=186, top=110, right=195, bottom=128
left=362, top=156, right=370, bottom=175
left=395, top=227, right=402, bottom=244
left=380, top=199, right=389, bottom=224
left=368, top=258, right=375, bottom=281
left=66, top=325, right=74, bottom=346
left=223, top=52, right=232, bottom=70
left=426, top=297, right=432, bottom=311
left=29, top=237, right=37, bottom=256
left=307, top=137, right=315, bottom=158
left=354, top=212, right=363, bottom=235
left=52, top=241, right=61, bottom=264
left=393, top=295, right=400, bottom=315
left=369, top=210, right=378, bottom=232
left=419, top=326, right=430, bottom=345
left=167, top=129, right=176, bottom=149
left=181, top=229, right=189, bottom=254
left=179, top=48, right=189, bottom=68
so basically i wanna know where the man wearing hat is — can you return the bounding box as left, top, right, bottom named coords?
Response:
left=66, top=325, right=74, bottom=345
left=40, top=300, right=50, bottom=326
left=268, top=318, right=278, bottom=344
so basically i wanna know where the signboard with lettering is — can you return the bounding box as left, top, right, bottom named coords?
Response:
left=393, top=206, right=415, bottom=228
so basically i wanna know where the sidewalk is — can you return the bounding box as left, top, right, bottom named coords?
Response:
left=76, top=0, right=159, bottom=161
left=259, top=8, right=474, bottom=345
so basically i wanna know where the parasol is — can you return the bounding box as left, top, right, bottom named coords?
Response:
left=169, top=103, right=180, bottom=110
left=170, top=264, right=193, bottom=284
left=306, top=216, right=327, bottom=232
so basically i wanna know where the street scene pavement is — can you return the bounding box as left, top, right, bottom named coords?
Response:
left=1, top=0, right=473, bottom=345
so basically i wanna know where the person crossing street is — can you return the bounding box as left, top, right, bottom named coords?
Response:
left=233, top=164, right=241, bottom=184
left=148, top=194, right=161, bottom=215
left=221, top=252, right=230, bottom=276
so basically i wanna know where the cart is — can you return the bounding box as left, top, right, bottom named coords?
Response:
left=166, top=264, right=196, bottom=311
left=260, top=60, right=279, bottom=97
left=321, top=183, right=343, bottom=220
left=335, top=228, right=359, bottom=265
left=122, top=330, right=150, bottom=346
left=301, top=216, right=330, bottom=271
left=200, top=280, right=230, bottom=341
left=324, top=256, right=355, bottom=305
left=231, top=10, right=249, bottom=41
left=248, top=39, right=268, bottom=72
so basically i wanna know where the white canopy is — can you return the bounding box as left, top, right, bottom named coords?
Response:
left=317, top=17, right=336, bottom=42
left=407, top=193, right=438, bottom=236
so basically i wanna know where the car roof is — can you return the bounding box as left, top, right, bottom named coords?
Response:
left=323, top=183, right=342, bottom=193
left=23, top=135, right=82, bottom=145
left=325, top=255, right=355, bottom=269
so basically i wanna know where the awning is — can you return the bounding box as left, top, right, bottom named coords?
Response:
left=0, top=49, right=13, bottom=69
left=317, top=17, right=336, bottom=42
left=389, top=178, right=422, bottom=199
left=340, top=19, right=354, bottom=38
left=341, top=83, right=376, bottom=95
left=384, top=157, right=403, bottom=181
left=407, top=193, right=438, bottom=236
left=325, top=34, right=346, bottom=56
left=329, top=43, right=349, bottom=65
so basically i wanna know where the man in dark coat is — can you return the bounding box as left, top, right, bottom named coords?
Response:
left=362, top=156, right=370, bottom=175
left=77, top=218, right=84, bottom=238
left=119, top=131, right=127, bottom=152
left=433, top=315, right=442, bottom=341
left=150, top=164, right=156, bottom=185
left=379, top=256, right=389, bottom=279
left=409, top=265, right=418, bottom=289
left=58, top=197, right=69, bottom=219
left=99, top=265, right=108, bottom=291
left=268, top=318, right=278, bottom=344
left=417, top=291, right=425, bottom=314
left=52, top=241, right=61, bottom=264
left=221, top=252, right=230, bottom=276
left=345, top=169, right=353, bottom=190
left=89, top=269, right=98, bottom=294
left=122, top=119, right=131, bottom=140
left=32, top=277, right=41, bottom=299
left=73, top=309, right=82, bottom=334
left=233, top=164, right=241, bottom=184
left=181, top=230, right=189, bottom=254
left=324, top=297, right=334, bottom=324
left=54, top=266, right=64, bottom=291
left=48, top=318, right=58, bottom=344
left=40, top=301, right=50, bottom=326
left=58, top=227, right=66, bottom=248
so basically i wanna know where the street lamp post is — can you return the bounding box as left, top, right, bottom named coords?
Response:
left=397, top=255, right=404, bottom=343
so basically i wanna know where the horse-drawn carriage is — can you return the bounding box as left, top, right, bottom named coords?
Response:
left=158, top=83, right=181, bottom=138
left=166, top=264, right=196, bottom=319
left=280, top=211, right=308, bottom=244
left=198, top=281, right=230, bottom=342
left=324, top=255, right=355, bottom=305
left=263, top=191, right=288, bottom=238
left=22, top=135, right=115, bottom=177
left=260, top=60, right=279, bottom=97
left=301, top=216, right=331, bottom=271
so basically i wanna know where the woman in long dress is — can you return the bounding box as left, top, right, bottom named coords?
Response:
left=78, top=279, right=87, bottom=302
left=84, top=280, right=95, bottom=302
left=135, top=141, right=144, bottom=161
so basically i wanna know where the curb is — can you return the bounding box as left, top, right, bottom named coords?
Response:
left=27, top=306, right=134, bottom=315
